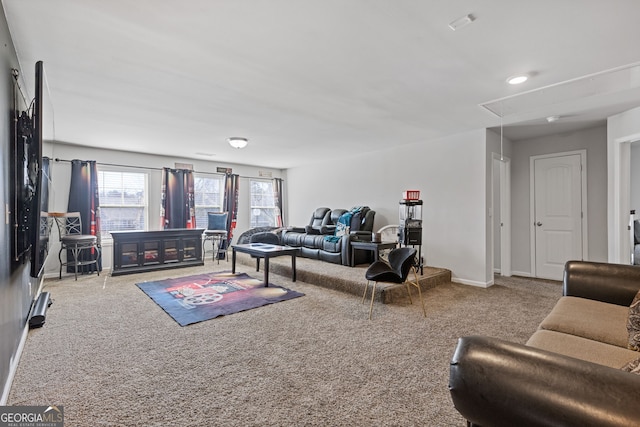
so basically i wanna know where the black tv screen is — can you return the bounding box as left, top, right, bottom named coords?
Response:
left=11, top=109, right=35, bottom=264
left=29, top=60, right=51, bottom=278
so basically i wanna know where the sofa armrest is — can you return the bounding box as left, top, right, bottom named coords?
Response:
left=319, top=225, right=336, bottom=235
left=304, top=225, right=321, bottom=234
left=449, top=336, right=640, bottom=427
left=563, top=260, right=640, bottom=306
left=287, top=226, right=306, bottom=233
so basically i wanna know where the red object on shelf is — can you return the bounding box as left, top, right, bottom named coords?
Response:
left=403, top=190, right=420, bottom=200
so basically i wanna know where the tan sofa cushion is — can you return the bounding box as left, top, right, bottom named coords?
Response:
left=527, top=330, right=640, bottom=369
left=538, top=296, right=629, bottom=348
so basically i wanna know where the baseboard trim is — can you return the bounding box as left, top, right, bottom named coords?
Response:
left=42, top=267, right=113, bottom=281
left=42, top=271, right=59, bottom=280
left=511, top=270, right=533, bottom=278
left=1, top=322, right=29, bottom=405
left=451, top=277, right=493, bottom=288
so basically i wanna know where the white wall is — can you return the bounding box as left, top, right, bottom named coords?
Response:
left=287, top=129, right=490, bottom=286
left=631, top=142, right=640, bottom=215
left=42, top=142, right=284, bottom=276
left=486, top=129, right=513, bottom=284
left=42, top=122, right=615, bottom=284
left=510, top=126, right=608, bottom=276
left=607, top=105, right=640, bottom=263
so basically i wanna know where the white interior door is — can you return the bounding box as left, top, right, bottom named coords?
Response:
left=492, top=155, right=512, bottom=277
left=492, top=158, right=501, bottom=272
left=533, top=153, right=583, bottom=280
left=500, top=158, right=511, bottom=277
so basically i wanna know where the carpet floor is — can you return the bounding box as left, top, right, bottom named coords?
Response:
left=7, top=258, right=562, bottom=426
left=233, top=252, right=452, bottom=303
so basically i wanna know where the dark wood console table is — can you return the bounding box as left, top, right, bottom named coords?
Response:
left=111, top=229, right=204, bottom=276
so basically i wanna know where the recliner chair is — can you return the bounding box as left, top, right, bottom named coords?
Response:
left=286, top=207, right=332, bottom=234
left=318, top=209, right=347, bottom=235
left=304, top=207, right=331, bottom=234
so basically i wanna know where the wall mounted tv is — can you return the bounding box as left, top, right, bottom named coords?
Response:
left=11, top=60, right=52, bottom=278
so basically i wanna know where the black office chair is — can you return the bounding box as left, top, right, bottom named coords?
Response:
left=363, top=247, right=425, bottom=319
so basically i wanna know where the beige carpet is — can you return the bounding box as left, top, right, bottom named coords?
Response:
left=8, top=258, right=561, bottom=426
left=233, top=252, right=452, bottom=303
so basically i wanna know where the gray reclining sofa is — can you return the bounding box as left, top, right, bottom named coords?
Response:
left=281, top=206, right=375, bottom=266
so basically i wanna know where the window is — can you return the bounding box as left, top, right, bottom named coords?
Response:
left=98, top=170, right=147, bottom=235
left=194, top=175, right=223, bottom=228
left=250, top=179, right=277, bottom=227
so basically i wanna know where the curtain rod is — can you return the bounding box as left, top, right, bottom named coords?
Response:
left=51, top=157, right=283, bottom=180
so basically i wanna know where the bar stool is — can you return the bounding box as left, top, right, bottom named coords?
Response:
left=51, top=212, right=100, bottom=280
left=202, top=211, right=228, bottom=263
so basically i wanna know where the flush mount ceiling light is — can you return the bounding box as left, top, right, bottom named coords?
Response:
left=228, top=137, right=248, bottom=149
left=448, top=14, right=475, bottom=31
left=507, top=74, right=529, bottom=85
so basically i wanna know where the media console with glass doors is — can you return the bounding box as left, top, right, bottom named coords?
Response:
left=111, top=229, right=204, bottom=276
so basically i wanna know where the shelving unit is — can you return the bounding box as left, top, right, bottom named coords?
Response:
left=399, top=197, right=424, bottom=274
left=111, top=229, right=204, bottom=276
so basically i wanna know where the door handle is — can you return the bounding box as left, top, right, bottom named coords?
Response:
left=536, top=221, right=543, bottom=226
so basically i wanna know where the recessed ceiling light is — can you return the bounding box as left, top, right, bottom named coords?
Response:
left=448, top=14, right=475, bottom=31
left=546, top=115, right=561, bottom=123
left=507, top=74, right=529, bottom=85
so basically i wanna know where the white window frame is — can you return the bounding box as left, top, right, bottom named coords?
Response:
left=250, top=179, right=277, bottom=228
left=97, top=168, right=149, bottom=236
left=194, top=174, right=224, bottom=228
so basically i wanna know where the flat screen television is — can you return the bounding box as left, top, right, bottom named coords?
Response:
left=11, top=107, right=33, bottom=265
left=30, top=60, right=52, bottom=278
left=12, top=60, right=51, bottom=278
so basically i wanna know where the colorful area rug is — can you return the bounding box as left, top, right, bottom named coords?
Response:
left=136, top=271, right=304, bottom=326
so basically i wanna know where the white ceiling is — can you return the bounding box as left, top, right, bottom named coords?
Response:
left=3, top=0, right=640, bottom=169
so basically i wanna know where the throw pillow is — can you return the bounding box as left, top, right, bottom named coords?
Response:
left=621, top=357, right=640, bottom=375
left=628, top=290, right=640, bottom=350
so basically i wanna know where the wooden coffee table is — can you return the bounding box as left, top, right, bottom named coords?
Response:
left=231, top=243, right=297, bottom=286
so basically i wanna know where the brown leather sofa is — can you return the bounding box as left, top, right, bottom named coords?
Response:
left=449, top=261, right=640, bottom=427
